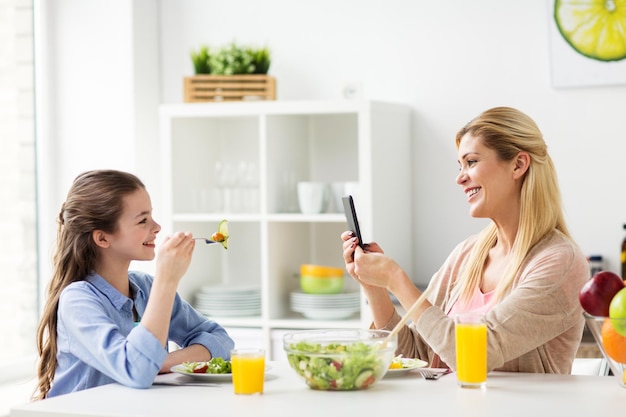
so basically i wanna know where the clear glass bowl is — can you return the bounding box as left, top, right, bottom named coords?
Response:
left=283, top=329, right=397, bottom=390
left=583, top=313, right=626, bottom=387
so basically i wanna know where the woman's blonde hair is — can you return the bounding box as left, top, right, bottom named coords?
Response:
left=452, top=107, right=571, bottom=305
left=34, top=170, right=145, bottom=400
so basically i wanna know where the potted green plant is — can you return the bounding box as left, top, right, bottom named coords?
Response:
left=190, top=45, right=211, bottom=74
left=185, top=42, right=275, bottom=102
left=189, top=43, right=271, bottom=75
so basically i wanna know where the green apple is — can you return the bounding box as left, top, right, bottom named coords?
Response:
left=609, top=287, right=626, bottom=337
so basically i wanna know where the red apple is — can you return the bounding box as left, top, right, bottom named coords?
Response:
left=579, top=271, right=625, bottom=316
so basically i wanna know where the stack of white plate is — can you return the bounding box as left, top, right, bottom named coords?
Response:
left=194, top=285, right=261, bottom=317
left=290, top=291, right=360, bottom=320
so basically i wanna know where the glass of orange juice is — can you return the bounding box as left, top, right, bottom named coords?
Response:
left=231, top=348, right=266, bottom=395
left=455, top=312, right=487, bottom=388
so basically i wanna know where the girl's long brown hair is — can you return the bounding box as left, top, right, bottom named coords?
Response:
left=34, top=170, right=145, bottom=400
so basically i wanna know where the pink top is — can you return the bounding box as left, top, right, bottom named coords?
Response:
left=446, top=285, right=495, bottom=318
left=382, top=230, right=589, bottom=373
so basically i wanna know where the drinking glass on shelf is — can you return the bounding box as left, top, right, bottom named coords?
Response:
left=215, top=160, right=259, bottom=213
left=191, top=186, right=224, bottom=213
left=278, top=170, right=298, bottom=213
left=191, top=188, right=208, bottom=213
left=215, top=161, right=237, bottom=213
left=239, top=161, right=259, bottom=213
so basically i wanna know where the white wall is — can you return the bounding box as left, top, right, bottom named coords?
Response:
left=38, top=0, right=626, bottom=287
left=158, top=0, right=626, bottom=282
left=35, top=0, right=160, bottom=290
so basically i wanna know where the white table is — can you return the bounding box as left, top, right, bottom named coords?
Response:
left=10, top=362, right=625, bottom=417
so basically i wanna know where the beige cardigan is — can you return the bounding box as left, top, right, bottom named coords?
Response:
left=379, top=230, right=589, bottom=374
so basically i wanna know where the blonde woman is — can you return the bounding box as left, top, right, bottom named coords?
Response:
left=341, top=107, right=588, bottom=374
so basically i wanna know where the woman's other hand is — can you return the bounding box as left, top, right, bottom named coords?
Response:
left=341, top=231, right=386, bottom=289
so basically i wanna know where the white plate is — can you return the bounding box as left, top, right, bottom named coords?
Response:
left=197, top=307, right=262, bottom=316
left=199, top=285, right=261, bottom=295
left=170, top=363, right=272, bottom=381
left=385, top=358, right=428, bottom=376
left=290, top=292, right=360, bottom=301
left=195, top=301, right=261, bottom=309
left=295, top=308, right=360, bottom=320
left=200, top=296, right=260, bottom=301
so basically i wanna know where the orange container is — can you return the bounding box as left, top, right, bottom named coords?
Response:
left=300, top=264, right=344, bottom=294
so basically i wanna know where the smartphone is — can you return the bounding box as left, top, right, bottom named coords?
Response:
left=342, top=195, right=365, bottom=249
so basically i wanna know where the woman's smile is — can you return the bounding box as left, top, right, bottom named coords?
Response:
left=465, top=187, right=481, bottom=200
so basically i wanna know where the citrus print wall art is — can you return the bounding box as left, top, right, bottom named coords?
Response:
left=549, top=0, right=626, bottom=88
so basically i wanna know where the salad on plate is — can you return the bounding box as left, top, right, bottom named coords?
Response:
left=385, top=355, right=428, bottom=376
left=170, top=357, right=233, bottom=381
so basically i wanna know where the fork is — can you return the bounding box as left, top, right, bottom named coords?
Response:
left=419, top=368, right=451, bottom=380
left=194, top=238, right=219, bottom=245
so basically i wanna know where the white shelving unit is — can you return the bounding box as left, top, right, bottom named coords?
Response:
left=159, top=100, right=413, bottom=360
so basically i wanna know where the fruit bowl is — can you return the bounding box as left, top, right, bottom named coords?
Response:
left=283, top=329, right=397, bottom=390
left=583, top=313, right=626, bottom=387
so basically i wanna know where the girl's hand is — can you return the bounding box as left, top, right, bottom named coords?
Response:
left=142, top=232, right=196, bottom=346
left=155, top=232, right=195, bottom=287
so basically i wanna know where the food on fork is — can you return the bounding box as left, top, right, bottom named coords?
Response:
left=211, top=219, right=229, bottom=250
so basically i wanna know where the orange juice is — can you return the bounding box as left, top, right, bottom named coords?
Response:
left=455, top=313, right=487, bottom=388
left=231, top=349, right=265, bottom=395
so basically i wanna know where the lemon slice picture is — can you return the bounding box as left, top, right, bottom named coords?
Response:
left=554, top=0, right=626, bottom=62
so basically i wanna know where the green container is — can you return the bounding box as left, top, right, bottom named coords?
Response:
left=300, top=264, right=344, bottom=294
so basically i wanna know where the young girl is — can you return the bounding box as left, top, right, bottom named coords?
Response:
left=35, top=169, right=234, bottom=399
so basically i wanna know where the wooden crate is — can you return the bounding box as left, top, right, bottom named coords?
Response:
left=183, top=75, right=276, bottom=102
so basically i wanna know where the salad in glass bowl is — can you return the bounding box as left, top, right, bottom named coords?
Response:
left=283, top=329, right=397, bottom=390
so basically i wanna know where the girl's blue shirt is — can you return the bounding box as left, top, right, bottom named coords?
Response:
left=48, top=270, right=234, bottom=397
